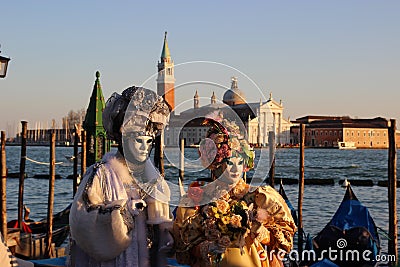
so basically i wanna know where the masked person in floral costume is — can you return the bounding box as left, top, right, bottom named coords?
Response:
left=68, top=87, right=173, bottom=267
left=173, top=116, right=297, bottom=267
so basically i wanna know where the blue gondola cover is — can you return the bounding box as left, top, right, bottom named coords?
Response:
left=312, top=185, right=380, bottom=266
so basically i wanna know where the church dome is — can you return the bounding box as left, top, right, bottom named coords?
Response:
left=223, top=77, right=246, bottom=106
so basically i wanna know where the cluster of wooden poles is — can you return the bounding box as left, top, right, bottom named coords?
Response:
left=0, top=121, right=86, bottom=258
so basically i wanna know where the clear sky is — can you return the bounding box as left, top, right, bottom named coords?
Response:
left=1, top=1, right=399, bottom=137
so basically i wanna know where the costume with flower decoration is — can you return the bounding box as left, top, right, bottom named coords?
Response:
left=68, top=87, right=172, bottom=267
left=173, top=115, right=296, bottom=267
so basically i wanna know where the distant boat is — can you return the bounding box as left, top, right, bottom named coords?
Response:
left=336, top=141, right=356, bottom=149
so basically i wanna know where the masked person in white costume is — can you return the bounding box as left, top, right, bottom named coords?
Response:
left=68, top=87, right=173, bottom=267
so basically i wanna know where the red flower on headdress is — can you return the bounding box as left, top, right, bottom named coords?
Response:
left=187, top=181, right=204, bottom=205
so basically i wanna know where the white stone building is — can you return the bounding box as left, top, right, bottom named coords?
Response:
left=164, top=77, right=292, bottom=147
left=156, top=33, right=292, bottom=147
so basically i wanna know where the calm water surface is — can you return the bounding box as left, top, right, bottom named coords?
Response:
left=3, top=146, right=398, bottom=253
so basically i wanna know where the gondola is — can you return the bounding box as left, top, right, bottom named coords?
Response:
left=310, top=184, right=380, bottom=267
left=27, top=204, right=71, bottom=239
left=7, top=204, right=71, bottom=259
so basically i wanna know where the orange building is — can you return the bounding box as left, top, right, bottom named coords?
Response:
left=290, top=116, right=399, bottom=149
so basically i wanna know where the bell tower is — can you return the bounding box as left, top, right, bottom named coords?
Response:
left=157, top=32, right=175, bottom=114
left=211, top=91, right=216, bottom=104
left=194, top=90, right=199, bottom=109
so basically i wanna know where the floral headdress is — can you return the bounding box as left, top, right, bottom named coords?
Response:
left=198, top=112, right=254, bottom=172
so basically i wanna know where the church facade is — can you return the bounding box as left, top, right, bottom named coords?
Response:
left=156, top=33, right=292, bottom=147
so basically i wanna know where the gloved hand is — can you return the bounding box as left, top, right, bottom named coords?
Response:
left=127, top=198, right=146, bottom=216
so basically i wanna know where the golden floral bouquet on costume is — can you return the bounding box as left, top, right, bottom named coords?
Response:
left=200, top=195, right=252, bottom=255
left=184, top=180, right=254, bottom=263
left=185, top=178, right=253, bottom=252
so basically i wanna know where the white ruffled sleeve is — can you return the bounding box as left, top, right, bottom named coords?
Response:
left=69, top=162, right=133, bottom=262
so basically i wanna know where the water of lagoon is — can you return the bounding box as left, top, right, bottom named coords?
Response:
left=3, top=146, right=397, bottom=253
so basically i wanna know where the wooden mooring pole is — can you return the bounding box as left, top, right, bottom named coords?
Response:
left=179, top=138, right=184, bottom=182
left=154, top=131, right=165, bottom=176
left=268, top=131, right=276, bottom=188
left=0, top=131, right=7, bottom=241
left=160, top=131, right=165, bottom=176
left=18, top=121, right=27, bottom=230
left=179, top=138, right=185, bottom=195
left=73, top=127, right=79, bottom=197
left=45, top=133, right=56, bottom=258
left=388, top=119, right=397, bottom=266
left=81, top=130, right=87, bottom=177
left=298, top=123, right=305, bottom=254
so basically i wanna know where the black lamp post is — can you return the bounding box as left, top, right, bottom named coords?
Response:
left=0, top=51, right=11, bottom=78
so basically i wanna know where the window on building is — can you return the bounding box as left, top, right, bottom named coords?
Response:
left=334, top=131, right=337, bottom=136
left=358, top=132, right=360, bottom=136
left=329, top=131, right=332, bottom=135
left=351, top=132, right=354, bottom=136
